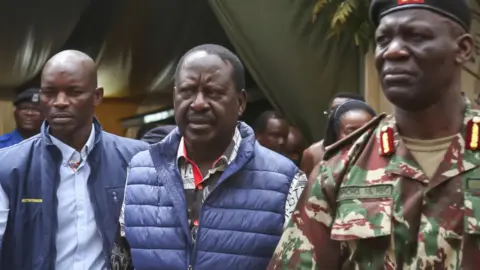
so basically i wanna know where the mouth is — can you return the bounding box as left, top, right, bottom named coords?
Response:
left=382, top=70, right=416, bottom=86
left=384, top=73, right=414, bottom=80
left=187, top=115, right=213, bottom=125
left=51, top=118, right=73, bottom=124
left=188, top=122, right=212, bottom=130
left=51, top=114, right=74, bottom=124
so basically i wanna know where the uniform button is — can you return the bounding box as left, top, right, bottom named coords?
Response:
left=197, top=184, right=203, bottom=190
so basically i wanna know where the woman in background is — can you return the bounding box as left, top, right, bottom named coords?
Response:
left=302, top=100, right=376, bottom=178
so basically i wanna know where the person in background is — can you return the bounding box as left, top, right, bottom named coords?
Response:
left=301, top=92, right=365, bottom=176
left=285, top=126, right=306, bottom=165
left=0, top=88, right=44, bottom=148
left=122, top=44, right=307, bottom=270
left=0, top=50, right=148, bottom=269
left=253, top=110, right=289, bottom=155
left=323, top=100, right=376, bottom=149
left=140, top=124, right=177, bottom=144
left=304, top=100, right=376, bottom=179
left=306, top=100, right=377, bottom=179
left=269, top=0, right=479, bottom=267
left=135, top=123, right=159, bottom=140
left=322, top=91, right=365, bottom=117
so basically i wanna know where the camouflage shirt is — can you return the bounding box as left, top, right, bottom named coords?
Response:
left=268, top=103, right=480, bottom=270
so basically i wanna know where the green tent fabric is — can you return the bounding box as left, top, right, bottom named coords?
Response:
left=209, top=0, right=361, bottom=143
left=0, top=0, right=90, bottom=94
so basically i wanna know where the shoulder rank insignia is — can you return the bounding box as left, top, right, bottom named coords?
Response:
left=466, top=116, right=480, bottom=151
left=380, top=126, right=395, bottom=156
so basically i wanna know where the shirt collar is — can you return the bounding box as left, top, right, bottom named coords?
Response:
left=49, top=124, right=96, bottom=163
left=12, top=129, right=24, bottom=140
left=177, top=127, right=241, bottom=168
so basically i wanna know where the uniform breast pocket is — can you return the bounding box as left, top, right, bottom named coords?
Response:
left=462, top=189, right=480, bottom=265
left=464, top=190, right=480, bottom=234
left=331, top=198, right=393, bottom=241
left=105, top=186, right=125, bottom=218
left=331, top=185, right=393, bottom=246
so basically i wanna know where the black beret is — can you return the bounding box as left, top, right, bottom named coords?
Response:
left=13, top=88, right=40, bottom=106
left=369, top=0, right=471, bottom=31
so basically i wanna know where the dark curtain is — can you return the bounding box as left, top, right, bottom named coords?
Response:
left=0, top=0, right=90, bottom=95
left=95, top=0, right=236, bottom=97
left=209, top=0, right=361, bottom=142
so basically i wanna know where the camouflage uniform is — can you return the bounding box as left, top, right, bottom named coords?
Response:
left=268, top=101, right=480, bottom=269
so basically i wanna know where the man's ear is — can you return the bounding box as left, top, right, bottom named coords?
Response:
left=94, top=87, right=104, bottom=106
left=237, top=89, right=247, bottom=117
left=455, top=33, right=474, bottom=64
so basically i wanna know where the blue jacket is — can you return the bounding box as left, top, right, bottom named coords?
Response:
left=124, top=122, right=298, bottom=270
left=0, top=129, right=24, bottom=149
left=0, top=119, right=148, bottom=270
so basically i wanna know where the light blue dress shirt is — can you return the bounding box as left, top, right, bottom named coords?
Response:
left=0, top=125, right=106, bottom=269
left=49, top=124, right=106, bottom=270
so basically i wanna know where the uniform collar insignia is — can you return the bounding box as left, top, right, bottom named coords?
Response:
left=466, top=116, right=480, bottom=151
left=377, top=115, right=396, bottom=156
left=379, top=125, right=395, bottom=156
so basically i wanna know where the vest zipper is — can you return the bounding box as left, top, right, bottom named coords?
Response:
left=188, top=169, right=226, bottom=270
left=189, top=224, right=198, bottom=270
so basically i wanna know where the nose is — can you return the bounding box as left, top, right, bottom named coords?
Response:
left=190, top=92, right=209, bottom=111
left=52, top=92, right=69, bottom=108
left=382, top=38, right=409, bottom=60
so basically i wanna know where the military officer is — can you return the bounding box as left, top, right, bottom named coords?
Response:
left=268, top=0, right=480, bottom=269
left=0, top=88, right=44, bottom=148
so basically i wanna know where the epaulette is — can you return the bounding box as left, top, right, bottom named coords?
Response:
left=323, top=113, right=387, bottom=160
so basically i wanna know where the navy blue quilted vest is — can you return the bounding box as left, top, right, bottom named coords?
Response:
left=124, top=122, right=298, bottom=270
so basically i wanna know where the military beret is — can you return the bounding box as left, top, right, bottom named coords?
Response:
left=13, top=88, right=40, bottom=106
left=369, top=0, right=471, bottom=31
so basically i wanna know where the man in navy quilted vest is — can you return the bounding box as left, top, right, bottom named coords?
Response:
left=0, top=50, right=149, bottom=269
left=121, top=44, right=307, bottom=270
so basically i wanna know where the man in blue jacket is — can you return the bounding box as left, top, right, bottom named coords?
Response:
left=0, top=88, right=44, bottom=148
left=0, top=50, right=148, bottom=269
left=121, top=44, right=307, bottom=270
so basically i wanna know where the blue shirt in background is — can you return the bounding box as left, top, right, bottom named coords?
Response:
left=0, top=130, right=23, bottom=149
